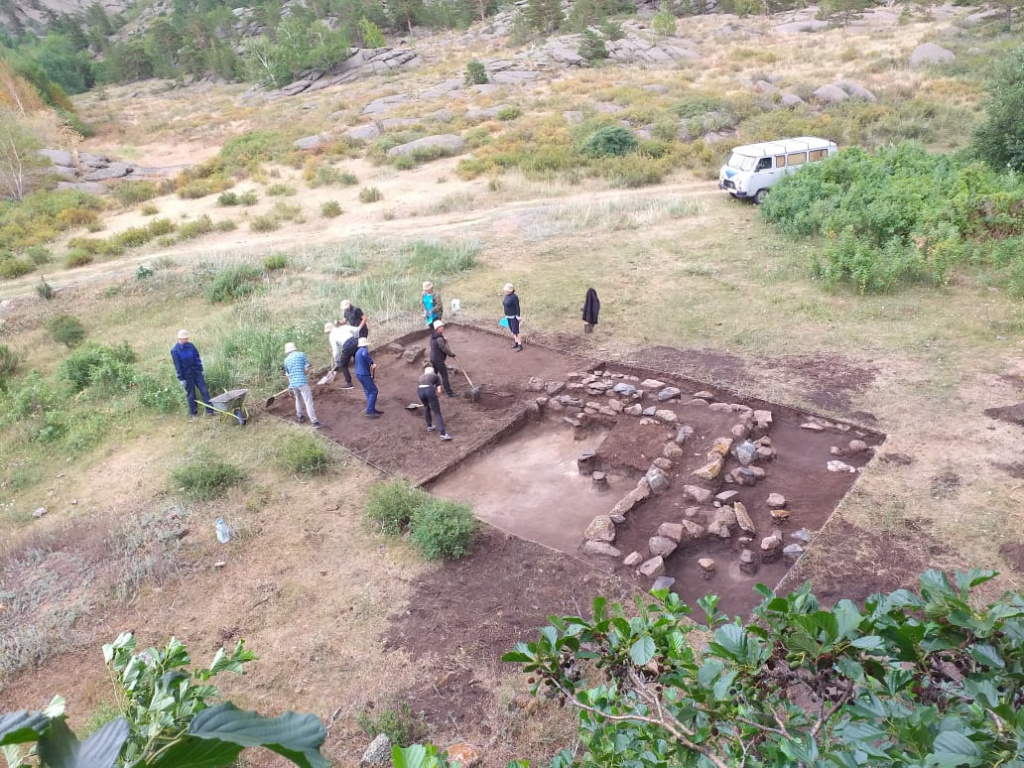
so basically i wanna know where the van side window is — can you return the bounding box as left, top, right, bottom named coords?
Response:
left=756, top=157, right=772, bottom=171
left=787, top=152, right=807, bottom=166
left=775, top=155, right=785, bottom=168
left=808, top=149, right=827, bottom=162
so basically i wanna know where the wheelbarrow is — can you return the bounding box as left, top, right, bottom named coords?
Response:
left=200, top=389, right=250, bottom=426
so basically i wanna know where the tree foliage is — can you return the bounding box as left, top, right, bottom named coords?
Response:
left=498, top=569, right=1024, bottom=767
left=972, top=47, right=1024, bottom=174
left=0, top=633, right=329, bottom=768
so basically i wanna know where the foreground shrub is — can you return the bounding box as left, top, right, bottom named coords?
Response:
left=48, top=314, right=86, bottom=348
left=409, top=497, right=476, bottom=560
left=263, top=253, right=287, bottom=270
left=358, top=186, right=383, bottom=203
left=178, top=214, right=214, bottom=240
left=465, top=59, right=488, bottom=85
left=136, top=373, right=181, bottom=413
left=0, top=343, right=18, bottom=388
left=406, top=240, right=479, bottom=276
left=972, top=46, right=1024, bottom=173
left=320, top=200, right=343, bottom=218
left=277, top=433, right=330, bottom=475
left=0, top=255, right=33, bottom=278
left=206, top=263, right=265, bottom=303
left=357, top=700, right=427, bottom=748
left=364, top=480, right=426, bottom=535
left=110, top=180, right=159, bottom=207
left=171, top=453, right=245, bottom=500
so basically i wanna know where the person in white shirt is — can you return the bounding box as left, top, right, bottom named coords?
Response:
left=324, top=319, right=360, bottom=390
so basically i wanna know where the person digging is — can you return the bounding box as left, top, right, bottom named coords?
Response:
left=417, top=365, right=453, bottom=441
left=354, top=337, right=383, bottom=418
left=429, top=320, right=459, bottom=398
left=325, top=319, right=358, bottom=390
left=283, top=342, right=323, bottom=428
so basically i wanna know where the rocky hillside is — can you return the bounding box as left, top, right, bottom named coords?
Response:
left=0, top=0, right=131, bottom=33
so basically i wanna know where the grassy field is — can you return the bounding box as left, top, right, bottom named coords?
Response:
left=2, top=4, right=1023, bottom=764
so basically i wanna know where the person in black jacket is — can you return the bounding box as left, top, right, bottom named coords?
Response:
left=429, top=321, right=459, bottom=398
left=582, top=287, right=600, bottom=333
left=340, top=300, right=369, bottom=338
left=502, top=283, right=522, bottom=351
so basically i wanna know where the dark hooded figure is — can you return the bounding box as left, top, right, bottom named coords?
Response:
left=582, top=288, right=600, bottom=333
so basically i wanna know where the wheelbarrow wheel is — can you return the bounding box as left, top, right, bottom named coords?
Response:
left=234, top=408, right=247, bottom=426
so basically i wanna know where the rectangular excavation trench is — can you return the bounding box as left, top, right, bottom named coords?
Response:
left=277, top=326, right=886, bottom=617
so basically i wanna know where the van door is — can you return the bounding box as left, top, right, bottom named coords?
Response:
left=749, top=156, right=778, bottom=200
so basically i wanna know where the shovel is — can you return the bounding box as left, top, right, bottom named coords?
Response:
left=458, top=362, right=482, bottom=403
left=264, top=387, right=291, bottom=408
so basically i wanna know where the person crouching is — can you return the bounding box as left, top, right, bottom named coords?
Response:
left=418, top=365, right=453, bottom=441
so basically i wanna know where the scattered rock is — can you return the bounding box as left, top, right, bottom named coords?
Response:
left=658, top=522, right=684, bottom=542
left=584, top=515, right=616, bottom=542
left=711, top=437, right=733, bottom=456
left=612, top=382, right=637, bottom=396
left=756, top=446, right=776, bottom=461
left=791, top=528, right=812, bottom=544
left=583, top=540, right=622, bottom=557
left=592, top=471, right=609, bottom=491
left=386, top=134, right=465, bottom=157
left=783, top=543, right=805, bottom=563
left=766, top=493, right=786, bottom=509
left=848, top=439, right=869, bottom=455
left=360, top=733, right=392, bottom=766
left=739, top=549, right=758, bottom=574
left=731, top=423, right=750, bottom=440
left=624, top=404, right=643, bottom=416
left=610, top=483, right=652, bottom=517
left=546, top=381, right=566, bottom=396
left=294, top=134, right=328, bottom=151
left=693, top=456, right=724, bottom=481
left=641, top=378, right=665, bottom=389
left=663, top=442, right=684, bottom=460
left=681, top=520, right=705, bottom=538
left=655, top=409, right=678, bottom=424
left=642, top=406, right=657, bottom=417
left=657, top=386, right=681, bottom=401
left=623, top=551, right=643, bottom=567
left=733, top=502, right=755, bottom=534
left=801, top=422, right=825, bottom=431
left=646, top=466, right=670, bottom=494
left=652, top=457, right=673, bottom=471
left=445, top=743, right=481, bottom=768
left=779, top=92, right=805, bottom=109
left=716, top=490, right=739, bottom=503
left=812, top=84, right=848, bottom=104
left=674, top=425, right=694, bottom=445
left=770, top=507, right=790, bottom=521
left=683, top=485, right=712, bottom=503
left=733, top=440, right=757, bottom=466
left=608, top=399, right=624, bottom=413
left=827, top=460, right=857, bottom=473
left=648, top=536, right=678, bottom=558
left=402, top=346, right=425, bottom=364
left=638, top=556, right=665, bottom=579
left=651, top=575, right=676, bottom=591
left=33, top=507, right=47, bottom=518
left=697, top=557, right=716, bottom=572
left=760, top=531, right=783, bottom=562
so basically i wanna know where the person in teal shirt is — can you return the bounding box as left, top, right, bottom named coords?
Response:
left=422, top=281, right=443, bottom=327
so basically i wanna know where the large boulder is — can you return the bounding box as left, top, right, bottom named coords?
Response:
left=813, top=84, right=848, bottom=104
left=38, top=149, right=74, bottom=167
left=386, top=134, right=466, bottom=158
left=909, top=43, right=955, bottom=68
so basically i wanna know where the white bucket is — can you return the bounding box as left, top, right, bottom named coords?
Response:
left=451, top=298, right=461, bottom=314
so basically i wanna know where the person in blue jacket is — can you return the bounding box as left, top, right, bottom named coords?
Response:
left=171, top=329, right=213, bottom=419
left=354, top=337, right=384, bottom=418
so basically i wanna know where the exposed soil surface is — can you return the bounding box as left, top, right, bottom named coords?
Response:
left=985, top=403, right=1024, bottom=428
left=277, top=326, right=885, bottom=620
left=1001, top=543, right=1024, bottom=575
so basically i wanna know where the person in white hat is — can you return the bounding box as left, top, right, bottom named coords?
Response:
left=422, top=281, right=442, bottom=327
left=170, top=329, right=213, bottom=419
left=354, top=337, right=383, bottom=417
left=324, top=318, right=358, bottom=389
left=283, top=341, right=322, bottom=428
left=417, top=364, right=452, bottom=441
left=340, top=299, right=369, bottom=338
left=502, top=283, right=523, bottom=351
left=428, top=320, right=458, bottom=398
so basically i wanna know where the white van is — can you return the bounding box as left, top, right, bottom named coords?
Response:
left=718, top=136, right=837, bottom=204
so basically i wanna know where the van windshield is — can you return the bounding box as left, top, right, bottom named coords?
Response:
left=727, top=153, right=757, bottom=172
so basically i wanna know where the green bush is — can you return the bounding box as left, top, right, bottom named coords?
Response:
left=140, top=203, right=159, bottom=216
left=359, top=186, right=383, bottom=203
left=171, top=454, right=245, bottom=501
left=250, top=214, right=280, bottom=232
left=263, top=253, right=288, bottom=270
left=266, top=183, right=296, bottom=197
left=0, top=344, right=18, bottom=388
left=206, top=263, right=264, bottom=303
left=217, top=191, right=240, bottom=206
left=58, top=341, right=137, bottom=393
left=238, top=190, right=260, bottom=206
left=110, top=181, right=160, bottom=207
left=364, top=480, right=426, bottom=535
left=320, top=201, right=343, bottom=218
left=25, top=245, right=52, bottom=265
left=36, top=277, right=54, bottom=299
left=465, top=59, right=488, bottom=85
left=215, top=219, right=237, bottom=232
left=972, top=47, right=1024, bottom=173
left=178, top=215, right=214, bottom=241
left=578, top=29, right=609, bottom=63
left=581, top=125, right=637, bottom=158
left=136, top=373, right=181, bottom=413
left=147, top=218, right=176, bottom=237
left=405, top=240, right=479, bottom=275
left=277, top=433, right=330, bottom=475
left=64, top=249, right=93, bottom=268
left=49, top=314, right=86, bottom=348
left=218, top=130, right=289, bottom=174
left=497, top=105, right=523, bottom=121
left=409, top=497, right=476, bottom=560
left=0, top=256, right=33, bottom=278
left=357, top=701, right=427, bottom=748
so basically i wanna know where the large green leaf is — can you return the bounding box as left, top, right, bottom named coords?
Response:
left=630, top=636, right=655, bottom=667
left=36, top=717, right=128, bottom=768
left=926, top=731, right=983, bottom=767
left=0, top=711, right=50, bottom=747
left=184, top=703, right=327, bottom=768
left=133, top=736, right=243, bottom=768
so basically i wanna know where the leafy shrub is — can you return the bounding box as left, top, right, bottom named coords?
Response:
left=58, top=342, right=137, bottom=393
left=238, top=190, right=260, bottom=206
left=36, top=277, right=54, bottom=299
left=215, top=219, right=237, bottom=232
left=177, top=180, right=214, bottom=200
left=357, top=701, right=427, bottom=748
left=358, top=16, right=386, bottom=47
left=270, top=201, right=302, bottom=221
left=321, top=201, right=343, bottom=218
left=409, top=497, right=476, bottom=560
left=497, top=105, right=523, bottom=121
left=359, top=186, right=383, bottom=203
left=206, top=263, right=264, bottom=303
left=147, top=218, right=176, bottom=237
left=972, top=47, right=1024, bottom=173
left=652, top=5, right=676, bottom=35
left=0, top=256, right=33, bottom=278
left=140, top=203, right=159, bottom=216
left=277, top=433, right=330, bottom=475
left=136, top=373, right=180, bottom=413
left=171, top=454, right=245, bottom=500
left=263, top=253, right=287, bottom=270
left=49, top=314, right=86, bottom=347
left=25, top=245, right=52, bottom=265
left=0, top=344, right=18, bottom=388
left=218, top=130, right=289, bottom=174
left=465, top=59, right=488, bottom=85
left=250, top=215, right=280, bottom=232
left=178, top=215, right=213, bottom=240
left=364, top=480, right=426, bottom=535
left=64, top=248, right=93, bottom=268
left=111, top=181, right=159, bottom=207
left=406, top=240, right=479, bottom=275
left=266, top=183, right=296, bottom=197
left=217, top=191, right=240, bottom=206
left=578, top=29, right=609, bottom=63
left=581, top=125, right=637, bottom=158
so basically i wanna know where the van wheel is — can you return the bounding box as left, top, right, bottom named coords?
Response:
left=753, top=189, right=768, bottom=205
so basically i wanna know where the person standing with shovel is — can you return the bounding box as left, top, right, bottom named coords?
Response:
left=283, top=342, right=323, bottom=429
left=355, top=337, right=384, bottom=418
left=417, top=365, right=453, bottom=441
left=429, top=320, right=459, bottom=398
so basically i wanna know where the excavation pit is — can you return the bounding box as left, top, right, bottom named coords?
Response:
left=269, top=325, right=885, bottom=616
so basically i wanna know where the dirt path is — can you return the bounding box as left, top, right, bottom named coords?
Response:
left=0, top=178, right=719, bottom=303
